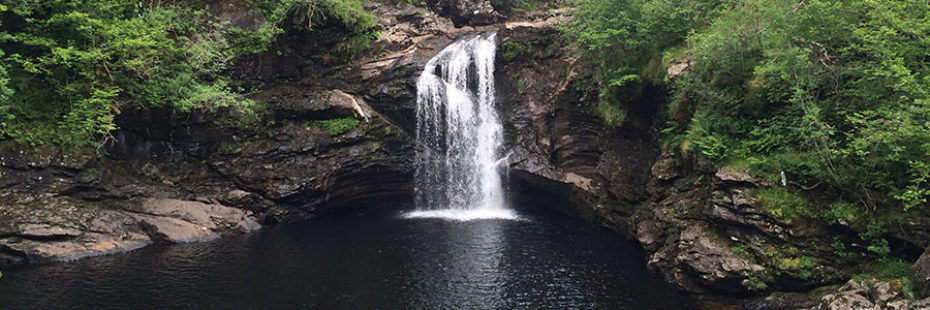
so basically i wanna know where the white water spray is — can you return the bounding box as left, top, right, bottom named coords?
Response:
left=404, top=32, right=517, bottom=221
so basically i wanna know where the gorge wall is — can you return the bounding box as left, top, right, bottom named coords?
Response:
left=2, top=1, right=929, bottom=309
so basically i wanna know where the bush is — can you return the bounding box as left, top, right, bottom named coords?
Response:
left=310, top=117, right=360, bottom=135
left=0, top=0, right=378, bottom=148
left=570, top=0, right=930, bottom=217
left=853, top=259, right=917, bottom=299
left=500, top=41, right=533, bottom=62
left=754, top=188, right=813, bottom=221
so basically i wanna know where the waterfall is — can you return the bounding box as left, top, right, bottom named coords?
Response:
left=404, top=32, right=517, bottom=221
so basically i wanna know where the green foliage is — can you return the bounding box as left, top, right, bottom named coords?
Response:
left=566, top=0, right=726, bottom=126
left=754, top=188, right=813, bottom=222
left=730, top=245, right=750, bottom=256
left=517, top=80, right=527, bottom=94
left=238, top=0, right=378, bottom=55
left=564, top=0, right=643, bottom=123
left=777, top=256, right=816, bottom=279
left=831, top=237, right=855, bottom=259
left=873, top=259, right=912, bottom=280
left=1, top=1, right=241, bottom=147
left=853, top=259, right=917, bottom=299
left=746, top=276, right=769, bottom=291
left=0, top=0, right=379, bottom=148
left=571, top=0, right=930, bottom=220
left=595, top=100, right=626, bottom=127
left=310, top=117, right=359, bottom=135
left=500, top=41, right=533, bottom=62
left=491, top=0, right=541, bottom=11
left=860, top=221, right=891, bottom=256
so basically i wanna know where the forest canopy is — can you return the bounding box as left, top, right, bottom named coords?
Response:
left=568, top=0, right=930, bottom=224
left=0, top=0, right=376, bottom=147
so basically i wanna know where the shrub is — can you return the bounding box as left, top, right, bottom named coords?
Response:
left=311, top=117, right=360, bottom=135
left=0, top=0, right=378, bottom=148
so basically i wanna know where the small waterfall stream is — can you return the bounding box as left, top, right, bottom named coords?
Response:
left=405, top=32, right=517, bottom=221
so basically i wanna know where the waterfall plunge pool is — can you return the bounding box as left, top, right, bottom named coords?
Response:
left=0, top=208, right=697, bottom=309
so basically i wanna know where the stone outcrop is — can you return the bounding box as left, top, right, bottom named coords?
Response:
left=0, top=77, right=411, bottom=268
left=631, top=157, right=850, bottom=295
left=427, top=0, right=501, bottom=27
left=0, top=196, right=257, bottom=266
left=814, top=280, right=930, bottom=310
left=913, top=248, right=930, bottom=298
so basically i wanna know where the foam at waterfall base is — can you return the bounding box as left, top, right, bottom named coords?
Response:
left=401, top=208, right=522, bottom=221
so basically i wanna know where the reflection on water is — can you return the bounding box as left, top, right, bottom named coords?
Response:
left=0, top=209, right=697, bottom=310
left=402, top=209, right=521, bottom=221
left=408, top=219, right=508, bottom=309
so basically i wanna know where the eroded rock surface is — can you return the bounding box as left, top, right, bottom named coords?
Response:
left=814, top=280, right=930, bottom=310
left=0, top=196, right=256, bottom=266
left=427, top=0, right=501, bottom=27
left=913, top=248, right=930, bottom=298
left=0, top=74, right=411, bottom=268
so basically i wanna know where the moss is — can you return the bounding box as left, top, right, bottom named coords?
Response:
left=517, top=80, right=528, bottom=94
left=501, top=41, right=534, bottom=62
left=753, top=187, right=813, bottom=222
left=310, top=117, right=360, bottom=135
left=852, top=259, right=917, bottom=299
left=491, top=0, right=542, bottom=11
left=595, top=100, right=627, bottom=127
left=746, top=276, right=769, bottom=291
left=777, top=256, right=816, bottom=279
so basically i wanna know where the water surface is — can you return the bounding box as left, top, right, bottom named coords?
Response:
left=0, top=209, right=696, bottom=309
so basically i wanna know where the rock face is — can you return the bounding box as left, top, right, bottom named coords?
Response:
left=427, top=0, right=501, bottom=26
left=631, top=158, right=852, bottom=295
left=0, top=75, right=411, bottom=268
left=914, top=249, right=930, bottom=298
left=0, top=196, right=257, bottom=265
left=814, top=280, right=930, bottom=310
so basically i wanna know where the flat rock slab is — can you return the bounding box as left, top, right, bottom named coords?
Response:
left=0, top=197, right=260, bottom=267
left=140, top=198, right=261, bottom=232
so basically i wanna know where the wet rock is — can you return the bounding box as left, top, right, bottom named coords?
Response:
left=0, top=196, right=260, bottom=268
left=667, top=58, right=691, bottom=79
left=206, top=0, right=266, bottom=31
left=0, top=198, right=153, bottom=265
left=427, top=0, right=501, bottom=26
left=268, top=89, right=370, bottom=121
left=674, top=225, right=764, bottom=293
left=716, top=167, right=772, bottom=186
left=133, top=214, right=218, bottom=243
left=17, top=224, right=83, bottom=239
left=651, top=155, right=682, bottom=181
left=137, top=199, right=260, bottom=232
left=636, top=220, right=666, bottom=252
left=913, top=248, right=930, bottom=298
left=814, top=280, right=923, bottom=310
left=912, top=298, right=930, bottom=309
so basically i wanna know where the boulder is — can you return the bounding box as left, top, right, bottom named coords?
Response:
left=674, top=224, right=765, bottom=293
left=651, top=156, right=682, bottom=181
left=0, top=196, right=259, bottom=268
left=814, top=279, right=922, bottom=310
left=427, top=0, right=501, bottom=26
left=716, top=167, right=772, bottom=186
left=913, top=248, right=930, bottom=298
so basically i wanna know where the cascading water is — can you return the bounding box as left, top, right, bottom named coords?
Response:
left=404, top=32, right=517, bottom=221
